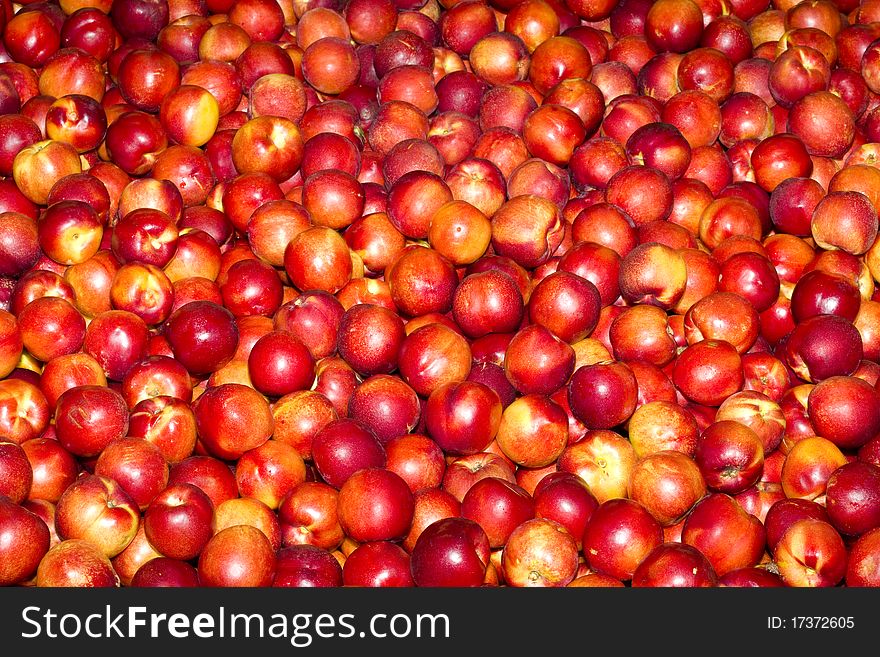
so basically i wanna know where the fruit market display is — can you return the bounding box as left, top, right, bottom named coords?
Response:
left=2, top=0, right=880, bottom=589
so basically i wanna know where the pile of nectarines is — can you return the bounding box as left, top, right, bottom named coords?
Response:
left=1, top=0, right=880, bottom=589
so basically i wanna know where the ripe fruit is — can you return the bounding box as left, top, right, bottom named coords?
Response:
left=0, top=0, right=876, bottom=596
